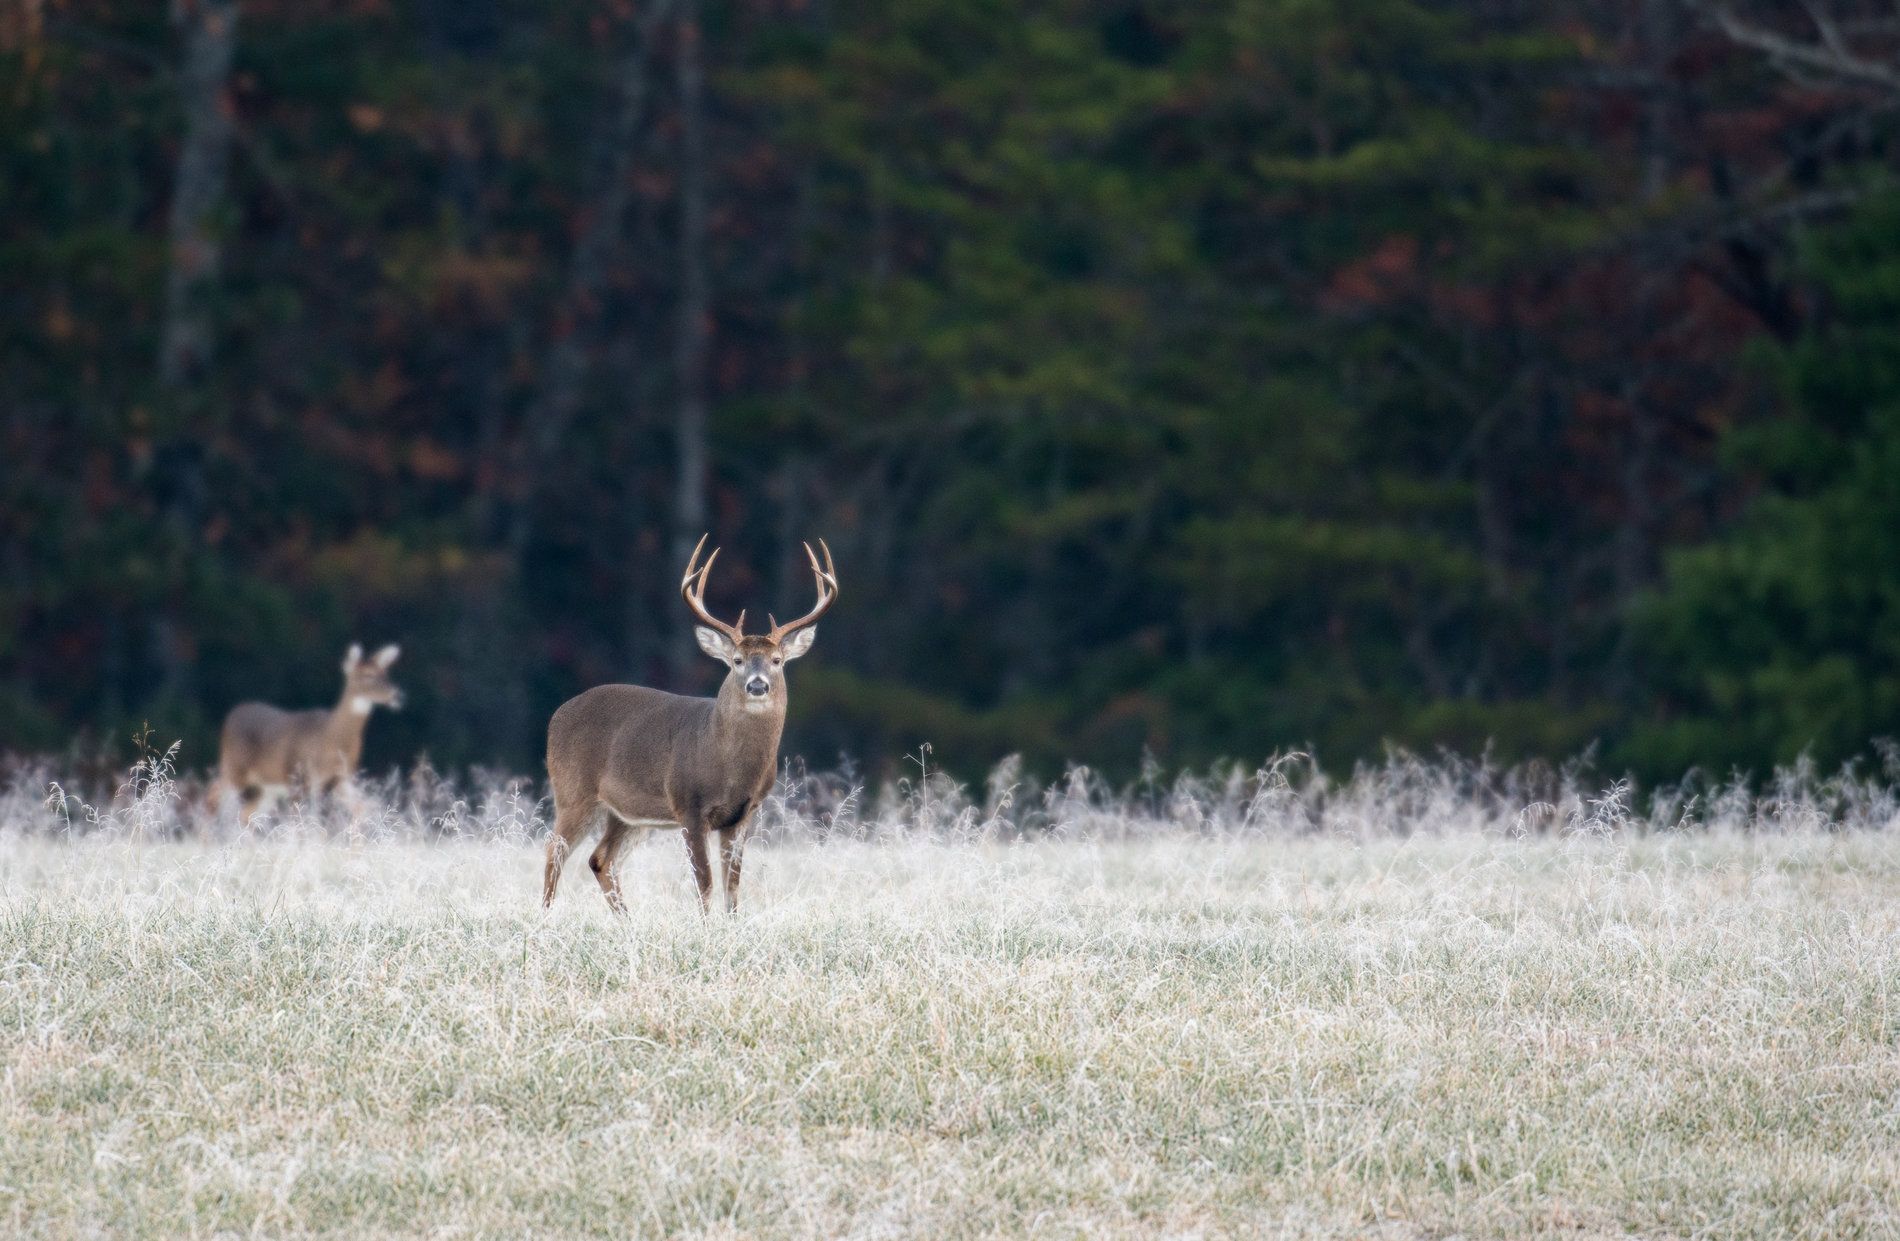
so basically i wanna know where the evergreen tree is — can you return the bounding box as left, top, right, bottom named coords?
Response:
left=1637, top=193, right=1900, bottom=774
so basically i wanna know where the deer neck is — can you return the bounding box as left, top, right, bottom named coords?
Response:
left=327, top=688, right=376, bottom=749
left=710, top=680, right=786, bottom=757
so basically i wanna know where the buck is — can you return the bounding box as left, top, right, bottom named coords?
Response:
left=211, top=643, right=404, bottom=826
left=542, top=535, right=836, bottom=914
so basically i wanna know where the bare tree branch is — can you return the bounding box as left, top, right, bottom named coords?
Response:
left=1801, top=0, right=1851, bottom=57
left=1701, top=2, right=1900, bottom=92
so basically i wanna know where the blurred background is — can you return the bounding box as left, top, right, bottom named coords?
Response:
left=3, top=0, right=1899, bottom=783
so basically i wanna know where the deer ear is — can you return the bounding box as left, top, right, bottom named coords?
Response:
left=343, top=643, right=363, bottom=671
left=780, top=626, right=817, bottom=661
left=373, top=643, right=401, bottom=669
left=695, top=626, right=737, bottom=662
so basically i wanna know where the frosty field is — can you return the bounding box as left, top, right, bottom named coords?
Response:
left=3, top=762, right=1899, bottom=1238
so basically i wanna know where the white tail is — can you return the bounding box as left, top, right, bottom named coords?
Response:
left=542, top=537, right=836, bottom=913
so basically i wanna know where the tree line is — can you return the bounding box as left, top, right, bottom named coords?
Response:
left=3, top=0, right=1899, bottom=783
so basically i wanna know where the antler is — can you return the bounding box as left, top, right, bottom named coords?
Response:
left=766, top=538, right=838, bottom=642
left=680, top=533, right=747, bottom=642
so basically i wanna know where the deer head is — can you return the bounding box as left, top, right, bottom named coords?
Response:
left=680, top=534, right=836, bottom=714
left=341, top=642, right=405, bottom=714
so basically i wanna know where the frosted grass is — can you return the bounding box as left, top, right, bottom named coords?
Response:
left=2, top=752, right=1898, bottom=1237
left=13, top=744, right=1900, bottom=845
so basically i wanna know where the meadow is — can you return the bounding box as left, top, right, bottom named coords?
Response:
left=2, top=753, right=1898, bottom=1238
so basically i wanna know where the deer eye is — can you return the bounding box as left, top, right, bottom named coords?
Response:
left=772, top=657, right=782, bottom=666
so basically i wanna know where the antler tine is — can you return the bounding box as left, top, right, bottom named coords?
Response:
left=766, top=536, right=840, bottom=641
left=679, top=534, right=746, bottom=641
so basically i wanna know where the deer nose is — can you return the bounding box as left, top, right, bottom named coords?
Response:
left=389, top=689, right=406, bottom=710
left=744, top=675, right=770, bottom=697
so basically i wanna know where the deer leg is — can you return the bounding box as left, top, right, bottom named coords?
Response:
left=683, top=824, right=715, bottom=914
left=239, top=785, right=263, bottom=830
left=589, top=817, right=639, bottom=914
left=543, top=801, right=604, bottom=908
left=256, top=783, right=295, bottom=831
left=318, top=775, right=345, bottom=835
left=717, top=828, right=745, bottom=913
left=206, top=777, right=231, bottom=826
left=336, top=777, right=368, bottom=846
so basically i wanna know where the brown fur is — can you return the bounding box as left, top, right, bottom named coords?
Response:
left=211, top=644, right=403, bottom=826
left=544, top=537, right=833, bottom=914
left=544, top=637, right=814, bottom=914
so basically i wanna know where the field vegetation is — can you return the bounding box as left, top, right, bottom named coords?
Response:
left=3, top=754, right=1898, bottom=1238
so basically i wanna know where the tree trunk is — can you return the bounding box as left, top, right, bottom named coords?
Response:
left=1605, top=0, right=1676, bottom=696
left=456, top=0, right=671, bottom=761
left=509, top=0, right=676, bottom=563
left=150, top=0, right=239, bottom=722
left=670, top=0, right=711, bottom=687
left=158, top=0, right=238, bottom=389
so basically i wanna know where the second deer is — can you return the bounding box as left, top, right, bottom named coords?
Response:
left=211, top=643, right=404, bottom=828
left=542, top=536, right=837, bottom=914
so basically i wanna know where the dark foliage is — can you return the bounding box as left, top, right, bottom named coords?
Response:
left=3, top=0, right=1897, bottom=781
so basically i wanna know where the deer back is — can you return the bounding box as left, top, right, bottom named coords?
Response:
left=547, top=682, right=783, bottom=826
left=219, top=703, right=352, bottom=785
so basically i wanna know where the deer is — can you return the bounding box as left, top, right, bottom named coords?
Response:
left=210, top=643, right=404, bottom=828
left=542, top=535, right=836, bottom=914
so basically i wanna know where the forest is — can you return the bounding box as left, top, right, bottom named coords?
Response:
left=4, top=0, right=1900, bottom=783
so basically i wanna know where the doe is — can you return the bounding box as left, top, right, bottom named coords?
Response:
left=542, top=536, right=836, bottom=914
left=211, top=643, right=404, bottom=827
